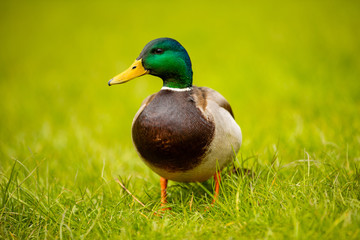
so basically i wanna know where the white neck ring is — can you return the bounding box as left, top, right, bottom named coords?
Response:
left=161, top=86, right=193, bottom=92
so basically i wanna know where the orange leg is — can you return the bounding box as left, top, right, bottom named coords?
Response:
left=212, top=171, right=221, bottom=204
left=160, top=177, right=170, bottom=209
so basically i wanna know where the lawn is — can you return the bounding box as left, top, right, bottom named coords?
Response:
left=1, top=0, right=360, bottom=239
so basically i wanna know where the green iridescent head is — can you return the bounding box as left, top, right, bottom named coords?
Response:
left=108, top=38, right=193, bottom=89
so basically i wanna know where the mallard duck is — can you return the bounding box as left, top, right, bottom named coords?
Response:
left=108, top=38, right=242, bottom=207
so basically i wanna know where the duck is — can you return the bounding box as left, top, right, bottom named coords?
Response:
left=108, top=38, right=242, bottom=207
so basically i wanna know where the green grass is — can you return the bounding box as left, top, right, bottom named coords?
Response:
left=1, top=0, right=360, bottom=239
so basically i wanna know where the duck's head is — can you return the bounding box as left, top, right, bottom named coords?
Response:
left=108, top=38, right=193, bottom=89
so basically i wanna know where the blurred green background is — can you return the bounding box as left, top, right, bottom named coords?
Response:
left=1, top=0, right=359, bottom=184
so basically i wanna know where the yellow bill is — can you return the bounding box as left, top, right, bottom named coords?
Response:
left=108, top=59, right=149, bottom=86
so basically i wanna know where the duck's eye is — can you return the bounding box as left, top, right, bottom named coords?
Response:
left=154, top=48, right=164, bottom=54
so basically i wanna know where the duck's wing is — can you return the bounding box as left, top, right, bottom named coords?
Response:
left=192, top=86, right=235, bottom=119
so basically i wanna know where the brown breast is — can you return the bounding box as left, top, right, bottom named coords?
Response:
left=132, top=89, right=215, bottom=172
